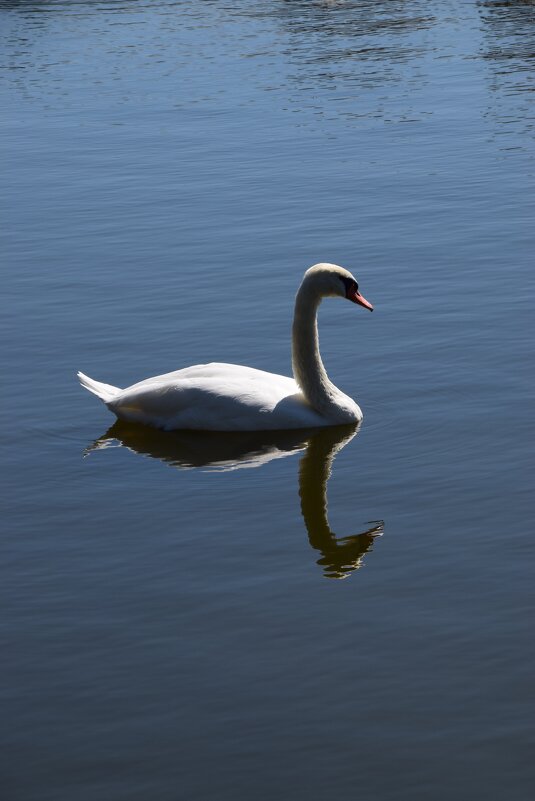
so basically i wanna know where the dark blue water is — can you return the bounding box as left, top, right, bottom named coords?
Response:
left=2, top=2, right=534, bottom=799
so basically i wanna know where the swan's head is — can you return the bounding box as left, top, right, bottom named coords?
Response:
left=302, top=263, right=373, bottom=311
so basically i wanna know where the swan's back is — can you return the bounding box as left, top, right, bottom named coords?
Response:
left=107, top=363, right=328, bottom=431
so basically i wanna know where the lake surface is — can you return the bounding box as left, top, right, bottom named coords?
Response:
left=2, top=1, right=534, bottom=799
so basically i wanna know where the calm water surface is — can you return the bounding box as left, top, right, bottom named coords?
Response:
left=2, top=2, right=534, bottom=799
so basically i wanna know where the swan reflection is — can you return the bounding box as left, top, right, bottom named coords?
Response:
left=87, top=422, right=383, bottom=579
left=298, top=425, right=383, bottom=579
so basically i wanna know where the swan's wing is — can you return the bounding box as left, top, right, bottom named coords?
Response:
left=108, top=363, right=325, bottom=431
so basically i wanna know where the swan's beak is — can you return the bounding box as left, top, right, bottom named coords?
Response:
left=347, top=285, right=374, bottom=311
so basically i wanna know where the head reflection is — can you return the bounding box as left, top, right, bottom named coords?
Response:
left=88, top=422, right=383, bottom=579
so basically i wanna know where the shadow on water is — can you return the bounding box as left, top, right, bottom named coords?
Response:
left=271, top=0, right=436, bottom=44
left=478, top=0, right=535, bottom=77
left=245, top=0, right=437, bottom=126
left=477, top=0, right=535, bottom=137
left=269, top=0, right=436, bottom=81
left=87, top=421, right=384, bottom=579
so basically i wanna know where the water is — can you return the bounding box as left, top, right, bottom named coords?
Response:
left=2, top=1, right=534, bottom=799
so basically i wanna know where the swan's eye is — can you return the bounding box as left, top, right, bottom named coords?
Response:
left=341, top=276, right=358, bottom=296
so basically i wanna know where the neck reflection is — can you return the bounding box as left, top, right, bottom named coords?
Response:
left=87, top=421, right=383, bottom=579
left=298, top=425, right=383, bottom=579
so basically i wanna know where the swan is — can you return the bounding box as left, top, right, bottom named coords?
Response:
left=78, top=263, right=373, bottom=431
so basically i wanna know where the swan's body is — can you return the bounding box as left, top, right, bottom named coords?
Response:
left=78, top=263, right=373, bottom=431
left=80, top=363, right=325, bottom=431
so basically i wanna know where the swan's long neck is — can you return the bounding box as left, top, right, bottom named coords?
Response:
left=292, top=282, right=347, bottom=418
left=292, top=288, right=332, bottom=414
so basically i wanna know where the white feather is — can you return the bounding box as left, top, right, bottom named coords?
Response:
left=77, top=372, right=119, bottom=404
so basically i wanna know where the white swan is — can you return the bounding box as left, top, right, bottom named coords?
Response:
left=78, top=263, right=373, bottom=431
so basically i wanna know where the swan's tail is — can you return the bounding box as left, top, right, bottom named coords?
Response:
left=77, top=371, right=120, bottom=404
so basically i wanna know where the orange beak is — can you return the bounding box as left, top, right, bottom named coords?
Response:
left=346, top=284, right=374, bottom=311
